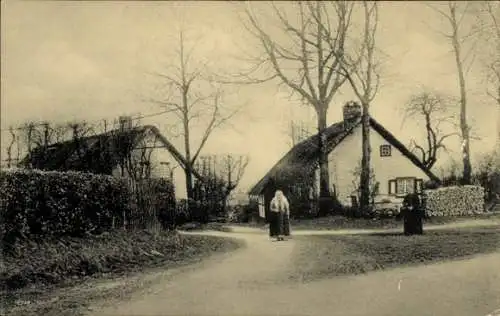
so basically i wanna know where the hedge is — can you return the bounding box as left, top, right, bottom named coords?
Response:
left=151, top=178, right=177, bottom=230
left=174, top=199, right=211, bottom=225
left=128, top=178, right=176, bottom=230
left=0, top=169, right=131, bottom=246
left=422, top=185, right=485, bottom=217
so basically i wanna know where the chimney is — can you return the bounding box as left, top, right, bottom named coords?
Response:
left=118, top=116, right=133, bottom=131
left=342, top=101, right=361, bottom=130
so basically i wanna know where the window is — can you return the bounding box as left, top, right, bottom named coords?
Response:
left=388, top=177, right=423, bottom=196
left=415, top=179, right=423, bottom=193
left=396, top=178, right=414, bottom=195
left=380, top=145, right=391, bottom=157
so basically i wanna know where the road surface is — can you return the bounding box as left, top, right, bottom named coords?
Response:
left=87, top=222, right=500, bottom=316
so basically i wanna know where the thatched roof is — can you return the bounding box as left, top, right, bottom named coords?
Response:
left=20, top=125, right=203, bottom=180
left=248, top=117, right=440, bottom=195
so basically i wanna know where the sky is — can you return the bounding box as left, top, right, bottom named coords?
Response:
left=1, top=1, right=498, bottom=192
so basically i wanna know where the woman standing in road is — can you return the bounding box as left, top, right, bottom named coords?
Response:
left=269, top=190, right=291, bottom=241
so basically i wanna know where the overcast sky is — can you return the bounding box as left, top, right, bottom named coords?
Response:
left=1, top=1, right=498, bottom=191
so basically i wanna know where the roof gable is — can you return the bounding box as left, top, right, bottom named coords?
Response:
left=369, top=118, right=440, bottom=183
left=20, top=125, right=203, bottom=180
left=248, top=120, right=360, bottom=195
left=248, top=117, right=439, bottom=195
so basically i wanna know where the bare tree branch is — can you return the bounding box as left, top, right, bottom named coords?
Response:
left=427, top=1, right=476, bottom=183
left=404, top=91, right=459, bottom=169
left=339, top=1, right=380, bottom=210
left=148, top=30, right=243, bottom=199
left=235, top=1, right=356, bottom=206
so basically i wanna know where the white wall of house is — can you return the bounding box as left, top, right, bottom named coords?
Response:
left=327, top=125, right=430, bottom=206
left=111, top=129, right=188, bottom=200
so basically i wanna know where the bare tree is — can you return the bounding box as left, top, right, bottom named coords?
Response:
left=19, top=122, right=37, bottom=162
left=238, top=1, right=354, bottom=212
left=5, top=127, right=17, bottom=168
left=404, top=92, right=458, bottom=170
left=289, top=120, right=314, bottom=148
left=66, top=121, right=97, bottom=168
left=116, top=133, right=155, bottom=182
left=427, top=2, right=475, bottom=184
left=351, top=159, right=379, bottom=206
left=150, top=31, right=238, bottom=200
left=192, top=154, right=248, bottom=219
left=483, top=1, right=500, bottom=106
left=16, top=121, right=73, bottom=169
left=341, top=1, right=380, bottom=210
left=219, top=154, right=249, bottom=206
left=475, top=1, right=500, bottom=148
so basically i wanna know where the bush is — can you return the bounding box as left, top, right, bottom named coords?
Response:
left=148, top=178, right=176, bottom=230
left=226, top=204, right=250, bottom=223
left=244, top=199, right=261, bottom=223
left=422, top=185, right=485, bottom=217
left=423, top=180, right=440, bottom=190
left=174, top=198, right=210, bottom=225
left=0, top=168, right=131, bottom=250
left=473, top=151, right=500, bottom=205
left=372, top=207, right=399, bottom=219
left=290, top=200, right=318, bottom=219
left=189, top=199, right=210, bottom=224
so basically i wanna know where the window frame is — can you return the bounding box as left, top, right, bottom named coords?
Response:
left=388, top=177, right=423, bottom=197
left=379, top=144, right=392, bottom=157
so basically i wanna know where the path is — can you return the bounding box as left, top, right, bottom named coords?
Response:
left=87, top=221, right=500, bottom=316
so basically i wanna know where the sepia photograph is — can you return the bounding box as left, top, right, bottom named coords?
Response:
left=1, top=1, right=499, bottom=315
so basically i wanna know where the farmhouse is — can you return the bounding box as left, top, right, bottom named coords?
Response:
left=19, top=117, right=199, bottom=200
left=249, top=102, right=440, bottom=220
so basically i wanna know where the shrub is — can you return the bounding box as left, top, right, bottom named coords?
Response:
left=473, top=151, right=500, bottom=205
left=372, top=207, right=399, bottom=219
left=173, top=198, right=210, bottom=225
left=422, top=185, right=485, bottom=217
left=0, top=168, right=130, bottom=249
left=423, top=180, right=440, bottom=190
left=291, top=199, right=318, bottom=219
left=244, top=199, right=260, bottom=223
left=192, top=175, right=226, bottom=220
left=148, top=178, right=176, bottom=230
left=226, top=204, right=254, bottom=223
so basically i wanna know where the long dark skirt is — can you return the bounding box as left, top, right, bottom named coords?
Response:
left=282, top=212, right=290, bottom=236
left=269, top=212, right=280, bottom=237
left=269, top=212, right=291, bottom=237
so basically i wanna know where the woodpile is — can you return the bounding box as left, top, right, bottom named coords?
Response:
left=423, top=185, right=485, bottom=217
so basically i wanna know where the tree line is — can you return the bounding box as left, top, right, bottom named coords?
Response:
left=3, top=1, right=498, bottom=216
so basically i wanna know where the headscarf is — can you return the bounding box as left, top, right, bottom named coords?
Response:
left=271, top=190, right=289, bottom=213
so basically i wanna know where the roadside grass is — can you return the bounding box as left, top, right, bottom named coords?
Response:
left=288, top=213, right=500, bottom=231
left=197, top=213, right=500, bottom=232
left=178, top=222, right=235, bottom=232
left=1, top=230, right=244, bottom=316
left=289, top=225, right=500, bottom=283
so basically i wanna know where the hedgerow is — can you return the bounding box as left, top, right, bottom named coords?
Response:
left=0, top=168, right=130, bottom=250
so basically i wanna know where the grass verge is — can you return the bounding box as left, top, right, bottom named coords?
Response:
left=288, top=213, right=500, bottom=231
left=195, top=213, right=500, bottom=232
left=290, top=225, right=500, bottom=283
left=1, top=230, right=243, bottom=316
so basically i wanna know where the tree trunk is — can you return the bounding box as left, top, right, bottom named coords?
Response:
left=185, top=167, right=194, bottom=200
left=496, top=87, right=500, bottom=155
left=182, top=88, right=194, bottom=199
left=450, top=9, right=472, bottom=185
left=317, top=107, right=330, bottom=215
left=359, top=101, right=371, bottom=211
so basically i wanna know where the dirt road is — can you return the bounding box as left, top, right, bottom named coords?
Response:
left=87, top=222, right=500, bottom=316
